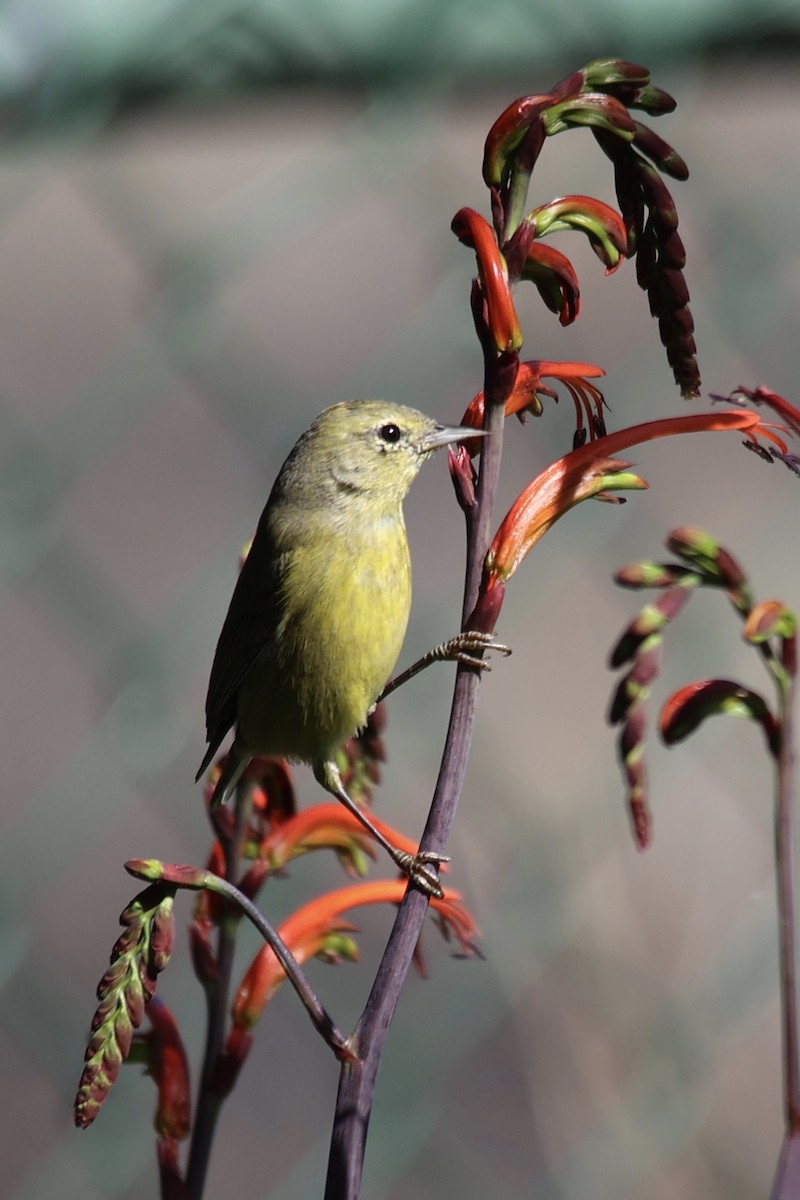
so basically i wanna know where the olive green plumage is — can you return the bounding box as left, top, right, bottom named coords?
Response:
left=197, top=400, right=476, bottom=811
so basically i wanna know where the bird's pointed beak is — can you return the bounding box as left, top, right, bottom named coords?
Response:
left=424, top=423, right=488, bottom=451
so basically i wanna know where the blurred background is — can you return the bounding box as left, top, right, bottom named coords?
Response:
left=3, top=1, right=800, bottom=1197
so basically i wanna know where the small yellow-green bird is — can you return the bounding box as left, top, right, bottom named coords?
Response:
left=197, top=399, right=494, bottom=896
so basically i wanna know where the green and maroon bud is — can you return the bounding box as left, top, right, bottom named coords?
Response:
left=520, top=243, right=581, bottom=324
left=482, top=94, right=551, bottom=187
left=743, top=600, right=797, bottom=645
left=608, top=639, right=661, bottom=722
left=660, top=679, right=780, bottom=757
left=615, top=561, right=687, bottom=589
left=583, top=58, right=650, bottom=89
left=666, top=529, right=748, bottom=590
left=632, top=123, right=688, bottom=180
left=616, top=702, right=652, bottom=850
left=237, top=858, right=271, bottom=902
left=74, top=885, right=176, bottom=1129
left=628, top=83, right=677, bottom=116
left=126, top=860, right=209, bottom=889
left=150, top=896, right=175, bottom=975
left=543, top=93, right=637, bottom=139
left=528, top=195, right=629, bottom=271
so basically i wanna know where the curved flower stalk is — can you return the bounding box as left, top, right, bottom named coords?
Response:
left=608, top=529, right=799, bottom=1199
left=465, top=409, right=773, bottom=634
left=74, top=785, right=480, bottom=1189
left=222, top=882, right=479, bottom=1087
left=608, top=527, right=795, bottom=846
left=74, top=885, right=176, bottom=1129
left=467, top=57, right=698, bottom=396
left=75, top=720, right=478, bottom=1191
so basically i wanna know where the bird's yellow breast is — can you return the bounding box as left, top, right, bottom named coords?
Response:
left=236, top=510, right=411, bottom=765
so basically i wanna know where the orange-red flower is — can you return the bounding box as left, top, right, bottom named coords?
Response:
left=145, top=998, right=191, bottom=1143
left=484, top=409, right=770, bottom=589
left=748, top=387, right=800, bottom=437
left=230, top=882, right=479, bottom=1036
left=528, top=195, right=629, bottom=271
left=659, top=679, right=780, bottom=757
left=451, top=207, right=523, bottom=352
left=520, top=244, right=582, bottom=324
left=460, top=359, right=606, bottom=447
left=260, top=803, right=419, bottom=877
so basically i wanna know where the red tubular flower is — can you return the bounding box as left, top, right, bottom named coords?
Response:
left=747, top=387, right=800, bottom=437
left=449, top=442, right=478, bottom=510
left=461, top=360, right=606, bottom=444
left=145, top=998, right=191, bottom=1143
left=483, top=410, right=768, bottom=589
left=260, top=802, right=422, bottom=876
left=482, top=94, right=552, bottom=187
left=528, top=195, right=630, bottom=271
left=486, top=455, right=647, bottom=592
left=451, top=207, right=523, bottom=352
left=230, top=882, right=479, bottom=1036
left=520, top=243, right=581, bottom=324
left=660, top=679, right=780, bottom=757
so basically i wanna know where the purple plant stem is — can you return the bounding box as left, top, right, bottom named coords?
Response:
left=185, top=789, right=251, bottom=1199
left=323, top=326, right=514, bottom=1199
left=777, top=667, right=800, bottom=1128
left=771, top=662, right=800, bottom=1199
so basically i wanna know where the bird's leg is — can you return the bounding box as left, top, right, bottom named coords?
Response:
left=315, top=761, right=448, bottom=900
left=377, top=631, right=511, bottom=704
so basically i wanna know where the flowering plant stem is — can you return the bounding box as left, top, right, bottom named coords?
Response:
left=780, top=682, right=800, bottom=1124
left=775, top=667, right=800, bottom=1191
left=323, top=339, right=514, bottom=1196
left=185, top=787, right=250, bottom=1197
left=183, top=786, right=351, bottom=1199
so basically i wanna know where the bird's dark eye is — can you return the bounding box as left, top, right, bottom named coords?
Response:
left=378, top=423, right=402, bottom=444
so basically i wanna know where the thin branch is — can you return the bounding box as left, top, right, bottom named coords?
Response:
left=776, top=667, right=800, bottom=1132
left=184, top=789, right=352, bottom=1199
left=323, top=312, right=515, bottom=1199
left=205, top=870, right=352, bottom=1057
left=185, top=786, right=251, bottom=1199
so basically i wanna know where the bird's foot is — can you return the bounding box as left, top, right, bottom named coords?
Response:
left=434, top=630, right=512, bottom=671
left=392, top=849, right=451, bottom=900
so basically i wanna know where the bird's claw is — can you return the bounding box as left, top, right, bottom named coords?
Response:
left=438, top=631, right=512, bottom=672
left=393, top=849, right=451, bottom=900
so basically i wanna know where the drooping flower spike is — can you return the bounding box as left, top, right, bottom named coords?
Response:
left=609, top=529, right=796, bottom=848
left=470, top=58, right=698, bottom=395
left=463, top=408, right=778, bottom=635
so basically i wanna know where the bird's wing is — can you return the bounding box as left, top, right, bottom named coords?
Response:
left=197, top=533, right=286, bottom=778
